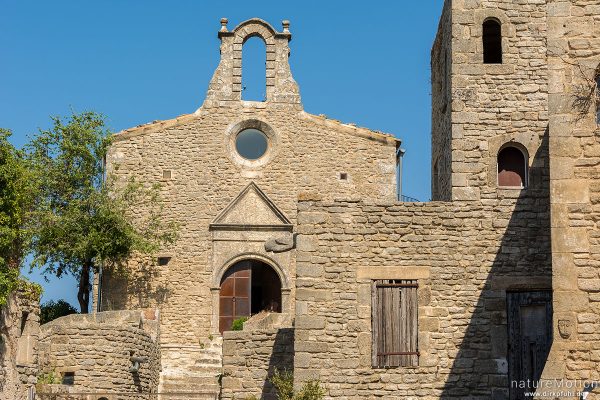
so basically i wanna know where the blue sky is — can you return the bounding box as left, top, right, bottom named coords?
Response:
left=0, top=1, right=444, bottom=308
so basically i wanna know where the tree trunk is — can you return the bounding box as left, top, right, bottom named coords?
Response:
left=77, top=260, right=92, bottom=313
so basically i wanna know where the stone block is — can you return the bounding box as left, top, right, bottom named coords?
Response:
left=452, top=187, right=480, bottom=201
left=295, top=316, right=326, bottom=330
left=296, top=264, right=324, bottom=278
left=550, top=179, right=590, bottom=204
left=418, top=317, right=439, bottom=332
left=551, top=227, right=590, bottom=253
left=553, top=290, right=588, bottom=313
left=295, top=288, right=332, bottom=301
left=294, top=341, right=328, bottom=353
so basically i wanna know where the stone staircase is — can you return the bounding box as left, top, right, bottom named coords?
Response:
left=158, top=336, right=223, bottom=399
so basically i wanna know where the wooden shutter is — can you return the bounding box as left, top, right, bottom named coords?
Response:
left=372, top=279, right=419, bottom=368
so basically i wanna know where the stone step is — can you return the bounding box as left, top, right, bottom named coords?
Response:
left=194, top=358, right=222, bottom=365
left=157, top=393, right=219, bottom=400
left=191, top=367, right=220, bottom=374
left=160, top=376, right=220, bottom=387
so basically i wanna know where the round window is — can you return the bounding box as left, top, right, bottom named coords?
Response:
left=235, top=129, right=268, bottom=160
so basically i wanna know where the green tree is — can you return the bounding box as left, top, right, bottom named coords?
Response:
left=40, top=299, right=78, bottom=324
left=28, top=111, right=178, bottom=313
left=0, top=129, right=35, bottom=306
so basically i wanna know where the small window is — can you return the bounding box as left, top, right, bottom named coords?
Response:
left=62, top=372, right=75, bottom=385
left=157, top=257, right=171, bottom=266
left=20, top=312, right=29, bottom=336
left=498, top=146, right=527, bottom=188
left=372, top=280, right=419, bottom=368
left=432, top=158, right=440, bottom=199
left=339, top=172, right=348, bottom=180
left=162, top=170, right=171, bottom=180
left=235, top=129, right=268, bottom=160
left=483, top=19, right=502, bottom=64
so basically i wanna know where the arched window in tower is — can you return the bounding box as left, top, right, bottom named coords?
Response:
left=242, top=36, right=267, bottom=101
left=483, top=19, right=502, bottom=64
left=497, top=145, right=527, bottom=188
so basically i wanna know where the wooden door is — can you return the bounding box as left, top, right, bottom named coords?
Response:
left=507, top=291, right=552, bottom=400
left=219, top=261, right=251, bottom=333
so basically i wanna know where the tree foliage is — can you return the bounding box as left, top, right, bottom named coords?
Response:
left=0, top=129, right=35, bottom=306
left=27, top=111, right=178, bottom=313
left=40, top=299, right=78, bottom=324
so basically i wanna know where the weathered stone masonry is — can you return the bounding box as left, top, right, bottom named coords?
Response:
left=5, top=1, right=599, bottom=398
left=221, top=313, right=294, bottom=400
left=100, top=18, right=399, bottom=397
left=546, top=0, right=600, bottom=387
left=37, top=310, right=160, bottom=399
left=0, top=290, right=40, bottom=400
left=293, top=193, right=551, bottom=399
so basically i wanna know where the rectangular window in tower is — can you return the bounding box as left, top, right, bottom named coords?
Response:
left=371, top=279, right=419, bottom=368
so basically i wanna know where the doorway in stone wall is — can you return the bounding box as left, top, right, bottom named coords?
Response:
left=507, top=290, right=553, bottom=400
left=219, top=259, right=282, bottom=333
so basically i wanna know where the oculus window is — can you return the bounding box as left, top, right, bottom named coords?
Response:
left=235, top=128, right=268, bottom=160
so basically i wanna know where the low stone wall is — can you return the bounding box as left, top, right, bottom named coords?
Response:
left=221, top=313, right=294, bottom=400
left=0, top=288, right=41, bottom=400
left=37, top=310, right=160, bottom=399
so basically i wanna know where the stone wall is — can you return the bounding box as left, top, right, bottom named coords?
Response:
left=221, top=313, right=294, bottom=400
left=0, top=288, right=40, bottom=400
left=545, top=0, right=600, bottom=390
left=294, top=194, right=550, bottom=399
left=37, top=310, right=160, bottom=399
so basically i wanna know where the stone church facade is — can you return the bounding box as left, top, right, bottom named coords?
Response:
left=3, top=1, right=600, bottom=399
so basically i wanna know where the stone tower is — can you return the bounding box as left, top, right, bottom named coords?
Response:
left=431, top=0, right=549, bottom=202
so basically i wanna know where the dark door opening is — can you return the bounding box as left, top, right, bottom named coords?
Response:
left=507, top=291, right=553, bottom=400
left=219, top=259, right=282, bottom=333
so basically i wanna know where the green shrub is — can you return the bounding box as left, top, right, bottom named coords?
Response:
left=270, top=368, right=294, bottom=400
left=37, top=369, right=59, bottom=384
left=296, top=380, right=326, bottom=400
left=231, top=316, right=248, bottom=331
left=269, top=368, right=325, bottom=400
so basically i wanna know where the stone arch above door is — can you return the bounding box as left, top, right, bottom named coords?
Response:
left=218, top=258, right=283, bottom=333
left=213, top=252, right=290, bottom=291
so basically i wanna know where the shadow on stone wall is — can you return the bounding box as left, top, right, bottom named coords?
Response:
left=101, top=259, right=171, bottom=311
left=440, top=129, right=552, bottom=399
left=261, top=328, right=295, bottom=400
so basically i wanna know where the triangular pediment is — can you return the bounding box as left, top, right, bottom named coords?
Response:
left=210, top=183, right=292, bottom=231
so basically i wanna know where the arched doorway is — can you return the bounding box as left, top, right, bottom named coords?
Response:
left=219, top=259, right=282, bottom=333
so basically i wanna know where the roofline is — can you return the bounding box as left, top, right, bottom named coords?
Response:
left=111, top=113, right=198, bottom=143
left=110, top=110, right=401, bottom=147
left=299, top=111, right=400, bottom=146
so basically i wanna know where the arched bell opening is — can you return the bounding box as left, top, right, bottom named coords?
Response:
left=219, top=259, right=282, bottom=333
